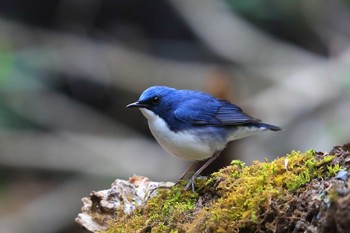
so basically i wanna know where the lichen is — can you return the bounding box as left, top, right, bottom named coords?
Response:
left=103, top=149, right=342, bottom=233
left=105, top=186, right=198, bottom=233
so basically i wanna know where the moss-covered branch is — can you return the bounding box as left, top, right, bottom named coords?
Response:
left=76, top=144, right=350, bottom=233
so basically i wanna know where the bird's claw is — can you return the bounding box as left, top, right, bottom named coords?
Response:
left=184, top=177, right=195, bottom=192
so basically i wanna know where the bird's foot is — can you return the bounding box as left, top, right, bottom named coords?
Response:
left=184, top=176, right=196, bottom=192
left=174, top=179, right=191, bottom=191
left=183, top=176, right=207, bottom=192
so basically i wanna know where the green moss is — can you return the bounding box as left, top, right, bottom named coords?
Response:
left=327, top=164, right=342, bottom=177
left=105, top=186, right=198, bottom=233
left=230, top=159, right=245, bottom=168
left=104, top=149, right=341, bottom=233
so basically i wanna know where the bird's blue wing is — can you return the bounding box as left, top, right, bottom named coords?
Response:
left=174, top=98, right=260, bottom=126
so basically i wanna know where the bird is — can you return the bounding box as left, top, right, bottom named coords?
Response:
left=126, top=86, right=281, bottom=191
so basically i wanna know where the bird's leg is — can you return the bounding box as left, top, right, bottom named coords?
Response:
left=185, top=151, right=221, bottom=191
left=177, top=161, right=199, bottom=181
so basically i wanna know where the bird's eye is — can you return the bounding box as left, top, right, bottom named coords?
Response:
left=152, top=96, right=160, bottom=104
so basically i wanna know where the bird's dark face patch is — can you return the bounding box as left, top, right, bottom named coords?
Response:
left=137, top=86, right=176, bottom=114
left=138, top=95, right=162, bottom=109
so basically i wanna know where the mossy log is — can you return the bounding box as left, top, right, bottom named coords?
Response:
left=76, top=144, right=350, bottom=233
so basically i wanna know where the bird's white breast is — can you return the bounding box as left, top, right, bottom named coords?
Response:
left=140, top=109, right=215, bottom=161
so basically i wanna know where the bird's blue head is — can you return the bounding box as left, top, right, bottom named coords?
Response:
left=126, top=86, right=179, bottom=119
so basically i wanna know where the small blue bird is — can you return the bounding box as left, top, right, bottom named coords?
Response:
left=127, top=86, right=281, bottom=190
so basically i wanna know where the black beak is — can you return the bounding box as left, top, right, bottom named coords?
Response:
left=126, top=102, right=148, bottom=108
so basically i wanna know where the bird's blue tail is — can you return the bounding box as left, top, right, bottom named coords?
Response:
left=255, top=123, right=282, bottom=131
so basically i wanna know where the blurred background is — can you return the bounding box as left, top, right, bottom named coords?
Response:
left=0, top=0, right=349, bottom=232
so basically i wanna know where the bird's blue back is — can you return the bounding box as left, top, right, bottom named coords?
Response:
left=138, top=86, right=264, bottom=132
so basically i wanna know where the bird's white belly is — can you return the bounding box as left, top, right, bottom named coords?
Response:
left=140, top=109, right=214, bottom=161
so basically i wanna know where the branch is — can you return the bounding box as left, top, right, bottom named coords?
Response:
left=76, top=144, right=350, bottom=233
